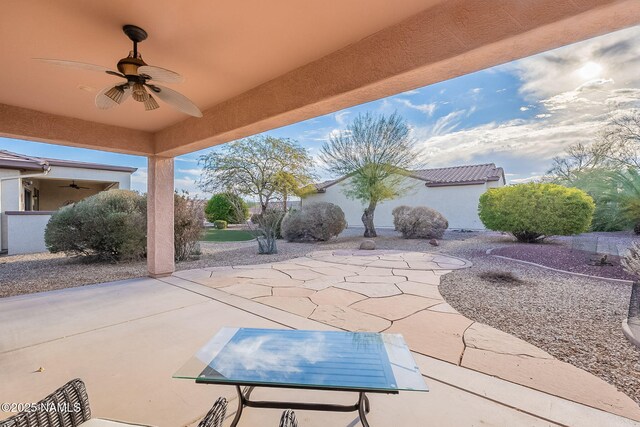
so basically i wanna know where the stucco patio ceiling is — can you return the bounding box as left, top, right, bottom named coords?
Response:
left=2, top=0, right=640, bottom=158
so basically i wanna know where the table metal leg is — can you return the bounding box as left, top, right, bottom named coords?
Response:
left=358, top=392, right=370, bottom=427
left=223, top=386, right=373, bottom=427
left=230, top=386, right=245, bottom=427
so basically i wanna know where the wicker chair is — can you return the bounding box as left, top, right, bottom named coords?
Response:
left=196, top=397, right=227, bottom=427
left=278, top=410, right=298, bottom=427
left=0, top=379, right=153, bottom=427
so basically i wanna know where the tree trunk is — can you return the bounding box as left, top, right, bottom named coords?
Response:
left=283, top=192, right=288, bottom=212
left=361, top=201, right=377, bottom=237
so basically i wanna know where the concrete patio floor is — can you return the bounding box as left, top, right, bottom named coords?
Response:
left=1, top=250, right=639, bottom=426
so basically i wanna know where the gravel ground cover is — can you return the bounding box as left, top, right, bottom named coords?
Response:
left=492, top=244, right=635, bottom=281
left=0, top=227, right=432, bottom=298
left=439, top=234, right=640, bottom=405
left=3, top=227, right=640, bottom=405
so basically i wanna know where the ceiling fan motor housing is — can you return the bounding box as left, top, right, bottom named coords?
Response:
left=117, top=55, right=146, bottom=77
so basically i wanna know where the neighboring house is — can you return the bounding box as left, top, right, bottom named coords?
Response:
left=248, top=200, right=302, bottom=215
left=0, top=150, right=137, bottom=255
left=303, top=163, right=505, bottom=230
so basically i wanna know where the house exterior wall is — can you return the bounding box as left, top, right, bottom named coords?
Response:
left=5, top=212, right=52, bottom=255
left=36, top=180, right=111, bottom=211
left=0, top=165, right=133, bottom=253
left=303, top=176, right=503, bottom=230
left=0, top=169, right=21, bottom=251
left=45, top=166, right=131, bottom=189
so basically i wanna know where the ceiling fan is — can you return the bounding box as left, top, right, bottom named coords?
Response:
left=59, top=180, right=91, bottom=190
left=35, top=25, right=202, bottom=117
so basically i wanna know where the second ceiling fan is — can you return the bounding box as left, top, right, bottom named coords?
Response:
left=37, top=25, right=203, bottom=117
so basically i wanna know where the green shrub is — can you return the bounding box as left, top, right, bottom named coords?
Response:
left=45, top=190, right=147, bottom=261
left=392, top=205, right=448, bottom=239
left=391, top=205, right=412, bottom=231
left=213, top=220, right=228, bottom=229
left=45, top=190, right=204, bottom=262
left=281, top=202, right=346, bottom=242
left=205, top=193, right=248, bottom=223
left=174, top=192, right=204, bottom=261
left=478, top=183, right=595, bottom=243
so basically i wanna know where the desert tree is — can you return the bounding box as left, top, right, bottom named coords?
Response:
left=319, top=112, right=422, bottom=237
left=273, top=170, right=314, bottom=211
left=547, top=109, right=640, bottom=184
left=198, top=136, right=314, bottom=213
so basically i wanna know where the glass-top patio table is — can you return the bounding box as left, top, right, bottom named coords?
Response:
left=174, top=327, right=428, bottom=426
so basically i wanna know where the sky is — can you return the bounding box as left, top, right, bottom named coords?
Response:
left=2, top=25, right=640, bottom=200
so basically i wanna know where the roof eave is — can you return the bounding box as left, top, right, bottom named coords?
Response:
left=0, top=159, right=47, bottom=171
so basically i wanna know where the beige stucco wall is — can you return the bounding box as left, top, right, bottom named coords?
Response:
left=0, top=169, right=21, bottom=250
left=303, top=176, right=504, bottom=230
left=36, top=180, right=111, bottom=211
left=45, top=166, right=132, bottom=188
left=5, top=213, right=52, bottom=255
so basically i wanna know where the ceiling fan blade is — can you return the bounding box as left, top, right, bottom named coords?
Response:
left=77, top=186, right=91, bottom=190
left=34, top=58, right=123, bottom=77
left=95, top=84, right=131, bottom=110
left=58, top=185, right=69, bottom=188
left=137, top=65, right=184, bottom=83
left=148, top=84, right=202, bottom=117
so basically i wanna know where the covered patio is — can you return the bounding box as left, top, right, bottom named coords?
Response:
left=2, top=2, right=640, bottom=426
left=2, top=254, right=639, bottom=426
left=1, top=0, right=639, bottom=276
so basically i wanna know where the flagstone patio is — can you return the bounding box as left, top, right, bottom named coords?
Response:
left=3, top=249, right=640, bottom=426
left=174, top=249, right=640, bottom=422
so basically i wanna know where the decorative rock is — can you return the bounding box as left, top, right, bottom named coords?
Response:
left=429, top=239, right=439, bottom=246
left=360, top=240, right=376, bottom=250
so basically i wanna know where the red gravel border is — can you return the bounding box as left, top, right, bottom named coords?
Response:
left=491, top=244, right=635, bottom=281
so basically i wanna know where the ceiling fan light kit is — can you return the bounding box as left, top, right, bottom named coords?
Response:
left=144, top=94, right=159, bottom=111
left=104, top=85, right=126, bottom=104
left=36, top=25, right=202, bottom=117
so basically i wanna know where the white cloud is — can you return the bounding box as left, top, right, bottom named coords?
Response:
left=334, top=111, right=351, bottom=126
left=175, top=157, right=198, bottom=163
left=395, top=98, right=437, bottom=116
left=177, top=168, right=202, bottom=176
left=510, top=175, right=543, bottom=184
left=175, top=176, right=204, bottom=198
left=426, top=110, right=467, bottom=137
left=130, top=168, right=147, bottom=193
left=410, top=26, right=640, bottom=180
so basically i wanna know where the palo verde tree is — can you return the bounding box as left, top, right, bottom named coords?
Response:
left=198, top=136, right=314, bottom=214
left=319, top=112, right=422, bottom=237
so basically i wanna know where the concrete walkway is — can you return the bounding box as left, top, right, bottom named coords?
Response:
left=0, top=252, right=638, bottom=426
left=174, top=249, right=640, bottom=423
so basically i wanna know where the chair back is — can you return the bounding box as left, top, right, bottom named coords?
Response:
left=197, top=397, right=227, bottom=427
left=0, top=379, right=91, bottom=427
left=279, top=409, right=298, bottom=427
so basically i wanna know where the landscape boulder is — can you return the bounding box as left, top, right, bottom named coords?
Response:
left=360, top=240, right=376, bottom=250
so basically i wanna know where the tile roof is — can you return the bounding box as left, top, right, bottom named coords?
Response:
left=314, top=163, right=504, bottom=191
left=411, top=163, right=505, bottom=187
left=0, top=149, right=137, bottom=173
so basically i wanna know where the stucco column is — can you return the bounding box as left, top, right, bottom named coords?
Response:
left=147, top=156, right=174, bottom=277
